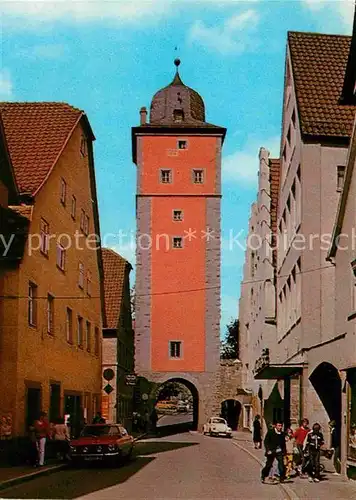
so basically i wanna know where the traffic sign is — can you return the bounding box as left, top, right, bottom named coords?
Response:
left=104, top=384, right=114, bottom=395
left=125, top=374, right=137, bottom=386
left=103, top=368, right=115, bottom=381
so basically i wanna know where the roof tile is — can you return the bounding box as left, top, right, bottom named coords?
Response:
left=0, top=102, right=82, bottom=195
left=288, top=32, right=356, bottom=138
left=102, top=248, right=131, bottom=330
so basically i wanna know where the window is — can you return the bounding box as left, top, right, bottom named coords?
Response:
left=28, top=282, right=37, bottom=327
left=172, top=237, right=183, bottom=249
left=86, top=321, right=91, bottom=352
left=178, top=140, right=187, bottom=150
left=337, top=165, right=346, bottom=192
left=80, top=136, right=88, bottom=157
left=47, top=294, right=54, bottom=334
left=286, top=126, right=291, bottom=146
left=71, top=196, right=76, bottom=220
left=66, top=308, right=73, bottom=343
left=160, top=169, right=172, bottom=184
left=56, top=243, right=66, bottom=271
left=78, top=262, right=84, bottom=289
left=40, top=219, right=49, bottom=256
left=173, top=109, right=184, bottom=122
left=173, top=210, right=183, bottom=221
left=291, top=108, right=296, bottom=127
left=282, top=144, right=287, bottom=162
left=80, top=209, right=85, bottom=232
left=87, top=271, right=92, bottom=296
left=84, top=215, right=90, bottom=235
left=169, top=341, right=182, bottom=358
left=94, top=327, right=100, bottom=355
left=77, top=316, right=84, bottom=347
left=193, top=169, right=204, bottom=184
left=60, top=178, right=66, bottom=206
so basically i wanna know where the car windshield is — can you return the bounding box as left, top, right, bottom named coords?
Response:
left=81, top=425, right=118, bottom=437
left=211, top=418, right=225, bottom=424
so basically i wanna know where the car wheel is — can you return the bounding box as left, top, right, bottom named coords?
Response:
left=209, top=431, right=214, bottom=437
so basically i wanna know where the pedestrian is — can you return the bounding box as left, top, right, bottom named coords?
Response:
left=150, top=408, right=158, bottom=434
left=303, top=422, right=324, bottom=483
left=253, top=415, right=262, bottom=449
left=53, top=417, right=70, bottom=461
left=293, top=418, right=310, bottom=477
left=92, top=411, right=105, bottom=424
left=34, top=412, right=49, bottom=467
left=329, top=420, right=341, bottom=475
left=261, top=421, right=286, bottom=484
left=284, top=428, right=295, bottom=479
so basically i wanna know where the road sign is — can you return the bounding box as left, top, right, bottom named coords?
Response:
left=104, top=384, right=114, bottom=395
left=142, top=393, right=148, bottom=401
left=125, top=374, right=137, bottom=386
left=103, top=368, right=115, bottom=381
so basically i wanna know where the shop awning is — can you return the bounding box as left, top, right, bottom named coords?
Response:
left=254, top=363, right=305, bottom=380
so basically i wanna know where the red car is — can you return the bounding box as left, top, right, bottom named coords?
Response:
left=69, top=424, right=134, bottom=465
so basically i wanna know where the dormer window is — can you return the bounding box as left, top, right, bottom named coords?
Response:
left=173, top=109, right=184, bottom=122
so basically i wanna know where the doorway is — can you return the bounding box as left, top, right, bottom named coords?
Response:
left=220, top=400, right=241, bottom=430
left=50, top=384, right=61, bottom=422
left=26, top=387, right=41, bottom=429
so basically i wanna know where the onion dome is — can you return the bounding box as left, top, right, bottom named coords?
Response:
left=149, top=59, right=206, bottom=125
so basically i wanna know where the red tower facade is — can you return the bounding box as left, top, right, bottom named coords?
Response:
left=132, top=61, right=226, bottom=427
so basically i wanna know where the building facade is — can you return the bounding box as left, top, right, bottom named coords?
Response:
left=0, top=103, right=104, bottom=436
left=240, top=20, right=356, bottom=474
left=133, top=60, right=226, bottom=428
left=101, top=248, right=134, bottom=429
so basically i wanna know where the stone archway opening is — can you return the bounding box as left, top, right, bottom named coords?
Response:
left=309, top=362, right=342, bottom=428
left=154, top=378, right=199, bottom=432
left=220, top=399, right=241, bottom=430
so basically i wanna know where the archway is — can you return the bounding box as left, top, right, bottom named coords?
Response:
left=153, top=378, right=199, bottom=431
left=309, top=362, right=342, bottom=428
left=220, top=399, right=241, bottom=430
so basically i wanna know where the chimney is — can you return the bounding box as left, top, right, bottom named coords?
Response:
left=140, top=107, right=147, bottom=125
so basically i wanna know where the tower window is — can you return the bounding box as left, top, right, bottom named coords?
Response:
left=160, top=169, right=172, bottom=184
left=178, top=140, right=187, bottom=150
left=337, top=165, right=345, bottom=192
left=173, top=109, right=184, bottom=122
left=193, top=169, right=204, bottom=184
left=169, top=341, right=182, bottom=358
left=173, top=210, right=183, bottom=221
left=172, top=237, right=183, bottom=249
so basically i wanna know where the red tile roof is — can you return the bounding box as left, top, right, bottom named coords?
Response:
left=102, top=248, right=131, bottom=330
left=0, top=102, right=83, bottom=195
left=8, top=205, right=33, bottom=221
left=288, top=32, right=356, bottom=139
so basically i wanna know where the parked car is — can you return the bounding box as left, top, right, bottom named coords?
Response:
left=69, top=424, right=134, bottom=466
left=203, top=417, right=232, bottom=437
left=177, top=401, right=188, bottom=413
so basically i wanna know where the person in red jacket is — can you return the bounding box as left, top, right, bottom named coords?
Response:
left=34, top=412, right=49, bottom=466
left=294, top=418, right=310, bottom=476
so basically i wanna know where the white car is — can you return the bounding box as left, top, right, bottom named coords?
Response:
left=203, top=417, right=232, bottom=437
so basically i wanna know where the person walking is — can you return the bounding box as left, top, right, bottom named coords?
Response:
left=284, top=428, right=295, bottom=479
left=34, top=412, right=49, bottom=467
left=261, top=421, right=286, bottom=484
left=293, top=418, right=310, bottom=477
left=303, top=422, right=324, bottom=483
left=253, top=415, right=262, bottom=449
left=53, top=417, right=70, bottom=461
left=329, top=420, right=341, bottom=475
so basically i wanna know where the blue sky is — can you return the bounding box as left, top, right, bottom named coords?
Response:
left=0, top=0, right=353, bottom=336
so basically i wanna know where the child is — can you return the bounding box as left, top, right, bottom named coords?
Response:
left=284, top=428, right=295, bottom=479
left=303, top=422, right=324, bottom=482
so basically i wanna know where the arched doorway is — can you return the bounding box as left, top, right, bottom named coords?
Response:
left=153, top=378, right=199, bottom=431
left=310, top=362, right=342, bottom=428
left=220, top=400, right=241, bottom=430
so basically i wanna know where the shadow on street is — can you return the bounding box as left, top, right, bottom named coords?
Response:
left=1, top=440, right=198, bottom=499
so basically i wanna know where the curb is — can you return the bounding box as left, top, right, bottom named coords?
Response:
left=0, top=463, right=67, bottom=492
left=133, top=433, right=148, bottom=442
left=232, top=440, right=299, bottom=500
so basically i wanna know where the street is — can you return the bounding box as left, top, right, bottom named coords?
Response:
left=157, top=411, right=193, bottom=427
left=1, top=433, right=285, bottom=499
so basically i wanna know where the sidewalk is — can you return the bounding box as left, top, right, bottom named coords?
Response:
left=233, top=431, right=356, bottom=500
left=0, top=460, right=66, bottom=492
